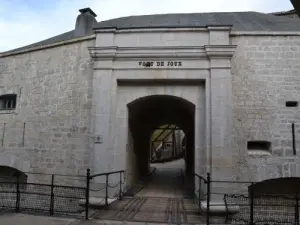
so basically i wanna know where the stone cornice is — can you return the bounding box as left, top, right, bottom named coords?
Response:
left=89, top=45, right=237, bottom=60
left=94, top=27, right=207, bottom=33
left=207, top=26, right=232, bottom=31
left=204, top=45, right=237, bottom=58
left=230, top=31, right=300, bottom=36
left=88, top=46, right=208, bottom=60
left=94, top=26, right=232, bottom=34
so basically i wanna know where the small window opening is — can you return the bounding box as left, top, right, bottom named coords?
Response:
left=165, top=143, right=171, bottom=148
left=0, top=94, right=17, bottom=110
left=286, top=101, right=298, bottom=107
left=247, top=141, right=271, bottom=152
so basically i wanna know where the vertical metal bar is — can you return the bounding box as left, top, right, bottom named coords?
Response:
left=198, top=177, right=201, bottom=211
left=85, top=168, right=90, bottom=220
left=206, top=173, right=211, bottom=225
left=119, top=172, right=122, bottom=200
left=15, top=173, right=20, bottom=213
left=296, top=194, right=299, bottom=225
left=293, top=123, right=296, bottom=155
left=1, top=123, right=5, bottom=147
left=250, top=183, right=254, bottom=225
left=172, top=130, right=175, bottom=157
left=50, top=174, right=54, bottom=216
left=22, top=122, right=26, bottom=147
left=105, top=174, right=109, bottom=209
left=151, top=143, right=153, bottom=160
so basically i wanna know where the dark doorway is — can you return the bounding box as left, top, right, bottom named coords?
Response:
left=127, top=95, right=195, bottom=197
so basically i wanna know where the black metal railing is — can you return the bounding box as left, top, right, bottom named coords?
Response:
left=224, top=193, right=300, bottom=225
left=0, top=173, right=86, bottom=216
left=193, top=173, right=210, bottom=225
left=0, top=169, right=126, bottom=220
left=194, top=173, right=300, bottom=225
left=85, top=169, right=126, bottom=219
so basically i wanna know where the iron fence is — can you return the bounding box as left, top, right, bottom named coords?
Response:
left=194, top=173, right=300, bottom=225
left=0, top=173, right=86, bottom=216
left=3, top=169, right=298, bottom=224
left=0, top=169, right=126, bottom=220
left=86, top=169, right=126, bottom=219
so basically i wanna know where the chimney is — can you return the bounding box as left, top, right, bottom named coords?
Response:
left=291, top=0, right=300, bottom=17
left=75, top=8, right=97, bottom=37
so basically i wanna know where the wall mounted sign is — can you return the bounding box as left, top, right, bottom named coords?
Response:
left=94, top=135, right=103, bottom=143
left=138, top=61, right=182, bottom=67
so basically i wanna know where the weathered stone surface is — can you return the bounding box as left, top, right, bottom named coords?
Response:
left=1, top=25, right=300, bottom=194
left=231, top=35, right=300, bottom=182
left=0, top=40, right=94, bottom=180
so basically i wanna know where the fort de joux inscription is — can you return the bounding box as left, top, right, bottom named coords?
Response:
left=138, top=61, right=183, bottom=67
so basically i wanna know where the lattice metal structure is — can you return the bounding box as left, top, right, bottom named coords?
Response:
left=224, top=194, right=299, bottom=225
left=0, top=178, right=86, bottom=216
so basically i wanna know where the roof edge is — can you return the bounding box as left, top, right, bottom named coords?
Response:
left=230, top=31, right=300, bottom=36
left=0, top=34, right=96, bottom=58
left=271, top=9, right=296, bottom=15
left=93, top=25, right=233, bottom=34
left=93, top=24, right=233, bottom=31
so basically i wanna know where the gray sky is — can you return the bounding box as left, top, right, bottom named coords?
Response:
left=0, top=0, right=294, bottom=52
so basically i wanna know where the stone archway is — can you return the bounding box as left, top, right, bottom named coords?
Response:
left=0, top=166, right=27, bottom=183
left=108, top=85, right=206, bottom=194
left=127, top=95, right=195, bottom=184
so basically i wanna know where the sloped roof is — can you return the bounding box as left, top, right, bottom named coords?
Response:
left=95, top=11, right=300, bottom=30
left=9, top=30, right=75, bottom=52
left=271, top=9, right=297, bottom=16
left=3, top=11, right=300, bottom=54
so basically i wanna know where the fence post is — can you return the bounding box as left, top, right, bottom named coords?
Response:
left=85, top=168, right=90, bottom=220
left=119, top=172, right=122, bottom=200
left=105, top=174, right=109, bottom=209
left=296, top=194, right=299, bottom=225
left=250, top=183, right=254, bottom=225
left=50, top=174, right=54, bottom=216
left=206, top=173, right=211, bottom=225
left=292, top=123, right=296, bottom=155
left=198, top=177, right=201, bottom=211
left=15, top=173, right=20, bottom=213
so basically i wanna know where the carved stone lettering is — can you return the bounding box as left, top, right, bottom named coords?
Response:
left=139, top=61, right=182, bottom=67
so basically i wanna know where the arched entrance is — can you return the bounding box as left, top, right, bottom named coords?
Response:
left=126, top=95, right=196, bottom=196
left=0, top=166, right=27, bottom=183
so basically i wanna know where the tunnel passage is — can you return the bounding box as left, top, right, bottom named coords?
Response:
left=150, top=124, right=185, bottom=163
left=127, top=95, right=195, bottom=190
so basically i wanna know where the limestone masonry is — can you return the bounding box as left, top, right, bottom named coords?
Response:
left=1, top=8, right=300, bottom=190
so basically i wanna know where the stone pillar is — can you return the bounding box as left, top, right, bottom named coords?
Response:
left=205, top=26, right=237, bottom=203
left=89, top=45, right=118, bottom=180
left=206, top=45, right=236, bottom=179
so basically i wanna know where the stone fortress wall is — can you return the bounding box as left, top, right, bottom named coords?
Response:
left=0, top=27, right=300, bottom=186
left=231, top=35, right=300, bottom=182
left=0, top=40, right=94, bottom=181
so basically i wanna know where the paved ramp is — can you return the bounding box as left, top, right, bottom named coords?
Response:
left=137, top=159, right=188, bottom=198
left=93, top=196, right=205, bottom=224
left=92, top=159, right=204, bottom=224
